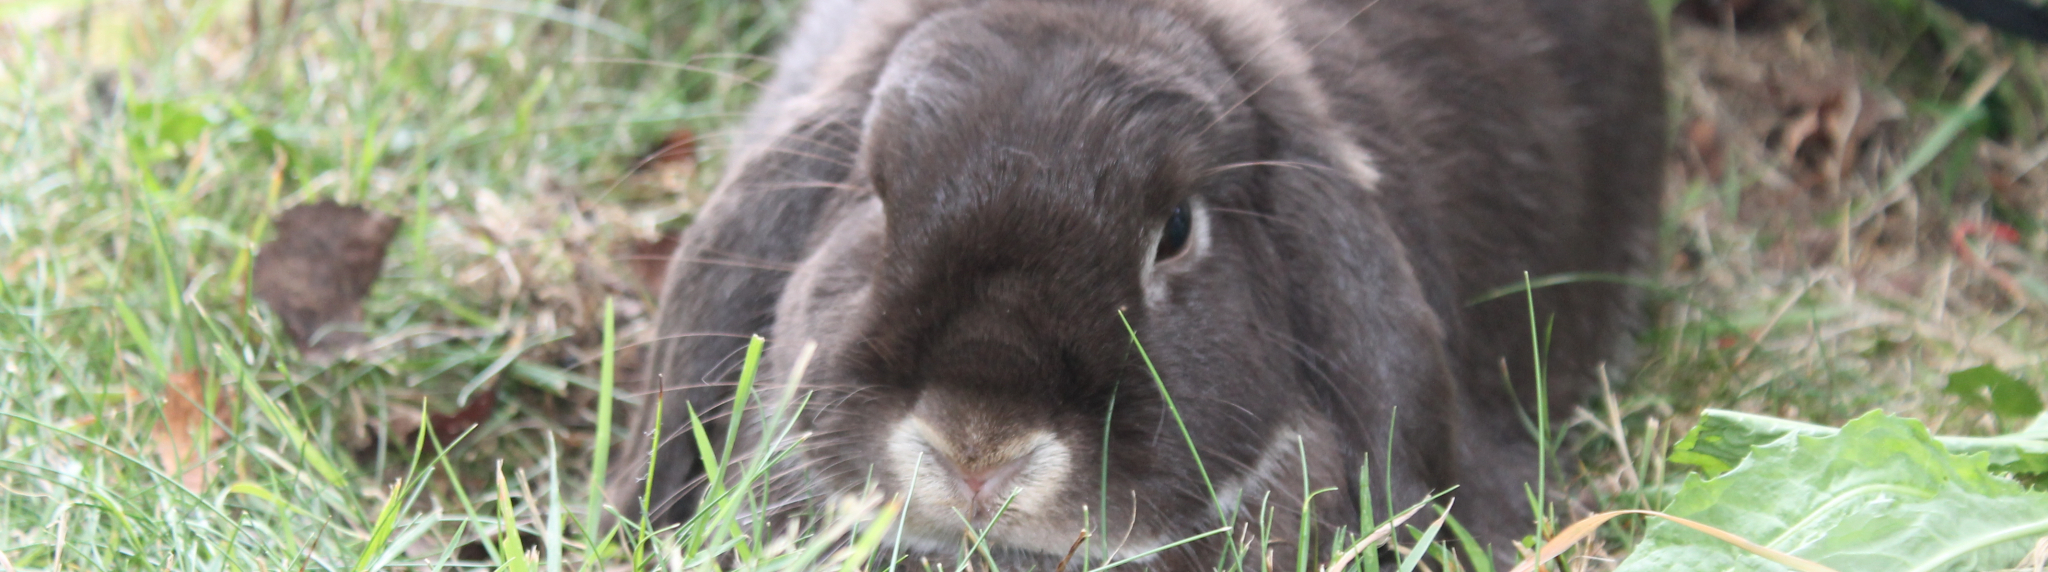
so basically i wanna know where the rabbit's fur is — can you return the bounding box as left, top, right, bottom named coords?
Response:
left=609, top=0, right=1663, bottom=567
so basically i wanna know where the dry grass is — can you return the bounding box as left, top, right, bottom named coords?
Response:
left=1644, top=0, right=2046, bottom=437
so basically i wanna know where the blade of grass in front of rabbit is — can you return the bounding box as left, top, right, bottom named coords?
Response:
left=1324, top=493, right=1448, bottom=572
left=583, top=297, right=617, bottom=550
left=682, top=403, right=760, bottom=562
left=947, top=489, right=1022, bottom=569
left=684, top=401, right=723, bottom=508
left=839, top=500, right=905, bottom=572
left=1360, top=453, right=1381, bottom=571
left=1393, top=499, right=1454, bottom=572
left=1115, top=310, right=1218, bottom=499
left=766, top=341, right=817, bottom=447
left=1442, top=512, right=1495, bottom=572
left=1297, top=434, right=1340, bottom=572
left=735, top=396, right=815, bottom=512
left=720, top=335, right=766, bottom=486
left=1085, top=526, right=1234, bottom=572
left=756, top=341, right=818, bottom=560
left=1521, top=271, right=1553, bottom=535
left=635, top=395, right=663, bottom=569
left=720, top=397, right=818, bottom=557
left=725, top=336, right=768, bottom=556
left=886, top=450, right=923, bottom=572
left=661, top=391, right=814, bottom=560
left=1386, top=408, right=1399, bottom=548
left=1097, top=383, right=1119, bottom=569
left=1236, top=494, right=1259, bottom=571
left=1117, top=309, right=1245, bottom=564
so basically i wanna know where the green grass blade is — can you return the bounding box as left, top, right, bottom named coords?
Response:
left=585, top=296, right=618, bottom=543
left=1394, top=502, right=1454, bottom=572
left=496, top=462, right=533, bottom=572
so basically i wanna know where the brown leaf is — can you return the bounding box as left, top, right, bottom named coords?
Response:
left=625, top=232, right=680, bottom=296
left=152, top=370, right=233, bottom=491
left=634, top=127, right=698, bottom=172
left=362, top=390, right=499, bottom=454
left=429, top=388, right=498, bottom=443
left=253, top=201, right=401, bottom=360
left=1683, top=116, right=1725, bottom=182
left=614, top=128, right=703, bottom=203
left=1770, top=80, right=1889, bottom=196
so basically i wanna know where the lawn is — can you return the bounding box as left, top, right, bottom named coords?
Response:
left=1, top=0, right=2043, bottom=569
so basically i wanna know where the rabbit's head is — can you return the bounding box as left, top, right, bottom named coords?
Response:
left=762, top=2, right=1456, bottom=563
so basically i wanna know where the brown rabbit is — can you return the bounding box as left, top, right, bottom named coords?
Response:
left=608, top=0, right=1664, bottom=567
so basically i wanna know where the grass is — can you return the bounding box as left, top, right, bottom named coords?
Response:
left=2, top=0, right=2045, bottom=569
left=2, top=0, right=792, bottom=567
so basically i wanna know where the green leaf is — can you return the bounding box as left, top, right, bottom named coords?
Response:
left=1619, top=411, right=2048, bottom=572
left=128, top=100, right=211, bottom=145
left=1673, top=408, right=2048, bottom=475
left=1945, top=364, right=2045, bottom=420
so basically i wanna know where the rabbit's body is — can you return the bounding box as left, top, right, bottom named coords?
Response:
left=611, top=0, right=1663, bottom=567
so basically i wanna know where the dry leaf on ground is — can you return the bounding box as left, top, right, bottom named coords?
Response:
left=625, top=232, right=679, bottom=296
left=253, top=201, right=401, bottom=361
left=615, top=127, right=701, bottom=203
left=429, top=388, right=498, bottom=443
left=635, top=127, right=698, bottom=171
left=152, top=370, right=233, bottom=490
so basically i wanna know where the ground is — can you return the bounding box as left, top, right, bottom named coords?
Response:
left=0, top=0, right=2042, bottom=569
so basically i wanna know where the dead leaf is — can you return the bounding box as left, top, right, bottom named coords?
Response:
left=363, top=389, right=499, bottom=452
left=430, top=388, right=498, bottom=442
left=1684, top=116, right=1726, bottom=182
left=625, top=232, right=680, bottom=296
left=638, top=127, right=697, bottom=169
left=1766, top=76, right=1898, bottom=198
left=152, top=370, right=233, bottom=491
left=615, top=127, right=701, bottom=203
left=253, top=201, right=401, bottom=361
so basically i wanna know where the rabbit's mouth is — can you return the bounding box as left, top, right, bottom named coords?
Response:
left=883, top=416, right=1070, bottom=515
left=871, top=415, right=1109, bottom=556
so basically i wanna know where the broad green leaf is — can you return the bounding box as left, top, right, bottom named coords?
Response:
left=128, top=100, right=211, bottom=144
left=1618, top=411, right=2048, bottom=572
left=1673, top=408, right=2048, bottom=475
left=1944, top=364, right=2045, bottom=420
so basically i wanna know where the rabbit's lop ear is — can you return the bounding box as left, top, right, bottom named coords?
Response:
left=1258, top=144, right=1466, bottom=523
left=1176, top=0, right=1383, bottom=192
left=1187, top=0, right=1470, bottom=521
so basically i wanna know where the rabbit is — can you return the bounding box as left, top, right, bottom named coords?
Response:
left=606, top=0, right=1664, bottom=568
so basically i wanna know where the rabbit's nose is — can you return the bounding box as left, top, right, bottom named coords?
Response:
left=888, top=414, right=1070, bottom=514
left=950, top=451, right=1031, bottom=501
left=907, top=417, right=1035, bottom=501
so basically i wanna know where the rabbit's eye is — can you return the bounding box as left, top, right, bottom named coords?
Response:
left=1155, top=201, right=1192, bottom=261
